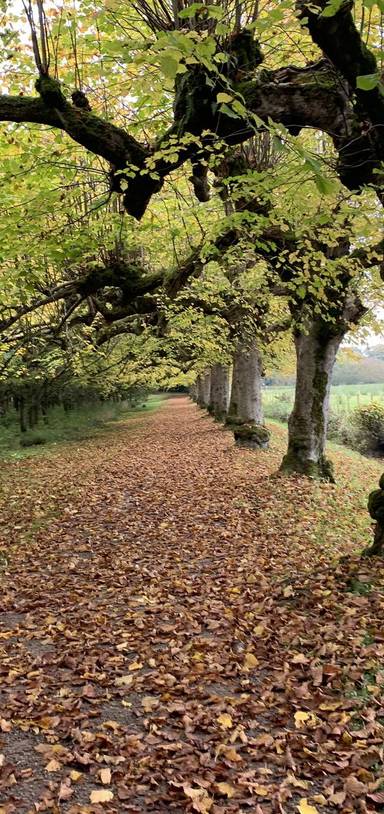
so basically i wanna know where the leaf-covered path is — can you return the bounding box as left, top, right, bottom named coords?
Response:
left=1, top=398, right=384, bottom=814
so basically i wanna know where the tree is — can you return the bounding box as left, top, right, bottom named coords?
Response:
left=0, top=0, right=383, bottom=228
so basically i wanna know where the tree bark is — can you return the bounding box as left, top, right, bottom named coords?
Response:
left=208, top=364, right=231, bottom=420
left=201, top=370, right=211, bottom=408
left=19, top=396, right=27, bottom=433
left=280, top=322, right=341, bottom=482
left=364, top=475, right=384, bottom=556
left=0, top=52, right=378, bottom=218
left=227, top=343, right=270, bottom=449
left=189, top=383, right=198, bottom=403
left=196, top=371, right=211, bottom=408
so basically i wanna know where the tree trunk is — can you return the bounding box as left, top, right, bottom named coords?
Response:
left=196, top=371, right=211, bottom=409
left=363, top=476, right=384, bottom=556
left=19, top=396, right=27, bottom=433
left=280, top=323, right=341, bottom=482
left=208, top=364, right=231, bottom=420
left=227, top=342, right=270, bottom=449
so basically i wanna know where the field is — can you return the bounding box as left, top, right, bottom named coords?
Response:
left=264, top=382, right=384, bottom=416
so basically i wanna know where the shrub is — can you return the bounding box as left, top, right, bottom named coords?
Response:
left=326, top=411, right=355, bottom=446
left=20, top=432, right=48, bottom=447
left=351, top=402, right=384, bottom=454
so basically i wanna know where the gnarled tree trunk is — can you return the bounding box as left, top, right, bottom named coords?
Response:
left=226, top=342, right=270, bottom=449
left=280, top=322, right=342, bottom=482
left=208, top=364, right=231, bottom=421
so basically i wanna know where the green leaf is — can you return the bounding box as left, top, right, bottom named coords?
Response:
left=314, top=175, right=338, bottom=195
left=158, top=54, right=180, bottom=79
left=320, top=0, right=345, bottom=17
left=219, top=103, right=239, bottom=119
left=178, top=3, right=223, bottom=19
left=216, top=92, right=233, bottom=104
left=178, top=3, right=205, bottom=17
left=356, top=73, right=380, bottom=91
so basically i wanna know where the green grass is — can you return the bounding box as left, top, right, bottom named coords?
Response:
left=0, top=394, right=168, bottom=461
left=264, top=382, right=384, bottom=415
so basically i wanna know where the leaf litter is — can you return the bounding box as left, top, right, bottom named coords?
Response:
left=0, top=397, right=384, bottom=813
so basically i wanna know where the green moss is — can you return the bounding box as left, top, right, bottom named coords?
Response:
left=225, top=414, right=243, bottom=428
left=280, top=450, right=335, bottom=483
left=368, top=487, right=384, bottom=523
left=35, top=75, right=66, bottom=110
left=227, top=30, right=263, bottom=77
left=233, top=422, right=270, bottom=449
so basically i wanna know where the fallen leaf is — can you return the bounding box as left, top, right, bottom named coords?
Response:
left=243, top=652, right=259, bottom=668
left=298, top=799, right=319, bottom=814
left=216, top=782, right=236, bottom=798
left=45, top=759, right=61, bottom=772
left=182, top=784, right=213, bottom=813
left=128, top=660, right=143, bottom=671
left=114, top=675, right=133, bottom=687
left=99, top=768, right=112, bottom=784
left=90, top=789, right=114, bottom=803
left=217, top=713, right=233, bottom=729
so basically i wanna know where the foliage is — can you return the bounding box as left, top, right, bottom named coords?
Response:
left=352, top=402, right=384, bottom=454
left=1, top=399, right=384, bottom=810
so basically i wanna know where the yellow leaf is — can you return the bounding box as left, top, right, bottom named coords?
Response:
left=216, top=782, right=236, bottom=798
left=90, top=789, right=114, bottom=803
left=223, top=746, right=242, bottom=762
left=215, top=744, right=242, bottom=762
left=244, top=652, right=259, bottom=669
left=298, top=799, right=319, bottom=814
left=319, top=700, right=341, bottom=710
left=45, top=759, right=61, bottom=772
left=217, top=713, right=233, bottom=729
left=99, top=768, right=112, bottom=784
left=254, top=624, right=265, bottom=636
left=69, top=770, right=82, bottom=781
left=128, top=661, right=143, bottom=671
left=283, top=585, right=294, bottom=598
left=294, top=711, right=318, bottom=729
left=254, top=784, right=269, bottom=796
left=141, top=696, right=159, bottom=713
left=114, top=675, right=133, bottom=687
left=294, top=711, right=310, bottom=727
left=292, top=653, right=308, bottom=664
left=287, top=773, right=309, bottom=790
left=182, top=785, right=213, bottom=813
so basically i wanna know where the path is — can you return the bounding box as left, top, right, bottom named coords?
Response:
left=0, top=398, right=384, bottom=813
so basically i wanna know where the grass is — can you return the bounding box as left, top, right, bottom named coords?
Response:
left=264, top=382, right=384, bottom=416
left=0, top=394, right=168, bottom=461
